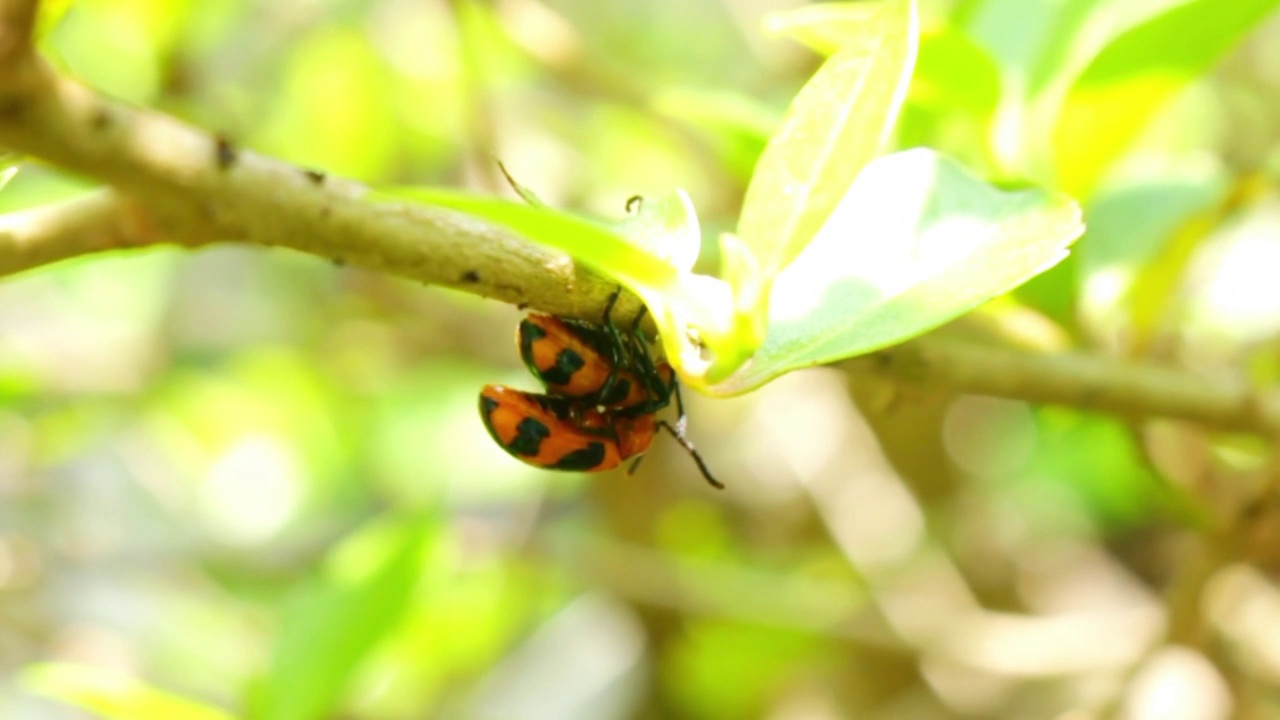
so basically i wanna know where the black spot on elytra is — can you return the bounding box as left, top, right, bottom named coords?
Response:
left=518, top=320, right=545, bottom=370
left=303, top=168, right=325, bottom=184
left=551, top=443, right=607, bottom=470
left=539, top=349, right=584, bottom=386
left=214, top=135, right=237, bottom=170
left=510, top=417, right=550, bottom=457
left=521, top=320, right=546, bottom=340
left=460, top=270, right=480, bottom=283
left=480, top=394, right=499, bottom=416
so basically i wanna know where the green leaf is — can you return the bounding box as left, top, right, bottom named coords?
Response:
left=21, top=663, right=234, bottom=720
left=377, top=187, right=682, bottom=293
left=708, top=149, right=1083, bottom=395
left=1054, top=0, right=1280, bottom=197
left=254, top=519, right=430, bottom=720
left=739, top=0, right=918, bottom=278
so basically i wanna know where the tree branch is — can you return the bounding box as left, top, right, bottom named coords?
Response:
left=0, top=190, right=197, bottom=273
left=0, top=46, right=627, bottom=319
left=845, top=337, right=1280, bottom=436
left=0, top=0, right=36, bottom=69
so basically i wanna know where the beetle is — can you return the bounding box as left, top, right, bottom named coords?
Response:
left=484, top=286, right=724, bottom=489
left=478, top=384, right=724, bottom=489
left=519, top=312, right=675, bottom=411
left=479, top=384, right=653, bottom=472
left=518, top=290, right=675, bottom=414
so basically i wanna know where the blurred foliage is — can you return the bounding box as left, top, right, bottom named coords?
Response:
left=2, top=0, right=1280, bottom=719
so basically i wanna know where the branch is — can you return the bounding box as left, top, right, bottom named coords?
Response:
left=0, top=44, right=628, bottom=320
left=845, top=337, right=1280, bottom=436
left=0, top=0, right=36, bottom=69
left=0, top=190, right=200, bottom=272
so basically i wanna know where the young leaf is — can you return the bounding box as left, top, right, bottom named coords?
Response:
left=376, top=187, right=682, bottom=295
left=738, top=0, right=918, bottom=278
left=707, top=148, right=1083, bottom=395
left=1054, top=0, right=1280, bottom=197
left=21, top=663, right=234, bottom=720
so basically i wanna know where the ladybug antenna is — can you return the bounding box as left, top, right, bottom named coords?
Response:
left=655, top=420, right=723, bottom=490
left=627, top=382, right=724, bottom=490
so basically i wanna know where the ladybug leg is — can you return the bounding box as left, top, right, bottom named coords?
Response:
left=617, top=302, right=671, bottom=412
left=627, top=304, right=649, bottom=333
left=591, top=288, right=627, bottom=406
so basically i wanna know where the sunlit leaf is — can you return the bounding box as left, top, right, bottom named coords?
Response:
left=22, top=664, right=234, bottom=720
left=254, top=519, right=430, bottom=720
left=740, top=0, right=918, bottom=278
left=708, top=149, right=1083, bottom=394
left=1054, top=0, right=1280, bottom=197
left=377, top=187, right=681, bottom=294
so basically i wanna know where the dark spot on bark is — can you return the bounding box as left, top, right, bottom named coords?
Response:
left=333, top=257, right=345, bottom=268
left=91, top=107, right=112, bottom=130
left=303, top=168, right=325, bottom=184
left=517, top=303, right=529, bottom=311
left=461, top=270, right=481, bottom=283
left=319, top=206, right=332, bottom=218
left=214, top=135, right=237, bottom=170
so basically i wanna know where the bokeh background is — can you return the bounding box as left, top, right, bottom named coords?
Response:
left=4, top=0, right=1280, bottom=718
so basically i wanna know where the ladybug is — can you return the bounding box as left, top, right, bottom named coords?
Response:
left=478, top=384, right=654, bottom=472
left=518, top=291, right=675, bottom=414
left=481, top=289, right=723, bottom=490
left=479, top=384, right=721, bottom=487
left=519, top=313, right=675, bottom=411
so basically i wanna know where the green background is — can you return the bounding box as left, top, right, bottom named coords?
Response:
left=3, top=0, right=1280, bottom=718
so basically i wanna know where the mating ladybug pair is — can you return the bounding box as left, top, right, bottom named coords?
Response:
left=479, top=290, right=723, bottom=489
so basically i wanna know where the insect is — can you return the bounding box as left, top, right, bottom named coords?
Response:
left=517, top=292, right=675, bottom=412
left=480, top=290, right=723, bottom=489
left=479, top=385, right=642, bottom=472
